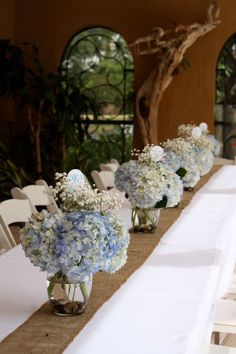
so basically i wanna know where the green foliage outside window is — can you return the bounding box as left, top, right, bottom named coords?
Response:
left=216, top=35, right=236, bottom=104
left=64, top=126, right=132, bottom=183
left=0, top=30, right=134, bottom=199
left=61, top=27, right=134, bottom=119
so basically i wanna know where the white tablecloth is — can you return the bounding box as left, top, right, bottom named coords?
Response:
left=1, top=166, right=236, bottom=354
left=0, top=246, right=47, bottom=340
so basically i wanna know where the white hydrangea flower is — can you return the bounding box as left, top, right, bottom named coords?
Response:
left=163, top=147, right=200, bottom=189
left=149, top=145, right=164, bottom=162
left=199, top=122, right=208, bottom=132
left=115, top=150, right=183, bottom=209
left=192, top=127, right=202, bottom=140
left=194, top=146, right=214, bottom=176
left=178, top=123, right=213, bottom=150
left=134, top=144, right=164, bottom=165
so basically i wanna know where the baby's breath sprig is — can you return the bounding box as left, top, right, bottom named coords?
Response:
left=50, top=173, right=122, bottom=213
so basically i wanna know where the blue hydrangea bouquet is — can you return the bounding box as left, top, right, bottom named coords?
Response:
left=114, top=145, right=183, bottom=233
left=20, top=172, right=130, bottom=316
left=162, top=137, right=201, bottom=190
left=177, top=122, right=214, bottom=177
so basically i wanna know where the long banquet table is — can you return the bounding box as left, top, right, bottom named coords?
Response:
left=1, top=166, right=236, bottom=354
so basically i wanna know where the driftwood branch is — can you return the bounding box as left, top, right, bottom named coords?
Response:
left=130, top=1, right=220, bottom=146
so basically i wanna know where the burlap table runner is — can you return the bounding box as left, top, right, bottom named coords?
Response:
left=0, top=166, right=221, bottom=354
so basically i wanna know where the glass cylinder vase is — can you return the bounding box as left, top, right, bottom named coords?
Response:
left=47, top=273, right=93, bottom=316
left=131, top=207, right=160, bottom=233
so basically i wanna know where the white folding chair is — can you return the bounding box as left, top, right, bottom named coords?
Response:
left=11, top=183, right=59, bottom=213
left=0, top=198, right=35, bottom=247
left=35, top=179, right=50, bottom=187
left=100, top=163, right=119, bottom=172
left=110, top=158, right=120, bottom=166
left=210, top=262, right=236, bottom=345
left=91, top=170, right=115, bottom=192
left=0, top=223, right=12, bottom=253
left=201, top=343, right=236, bottom=353
left=213, top=299, right=236, bottom=344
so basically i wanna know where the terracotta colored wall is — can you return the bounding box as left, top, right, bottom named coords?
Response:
left=0, top=0, right=15, bottom=39
left=0, top=0, right=15, bottom=134
left=10, top=0, right=236, bottom=144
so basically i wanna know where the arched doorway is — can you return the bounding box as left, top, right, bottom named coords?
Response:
left=61, top=27, right=134, bottom=167
left=215, top=33, right=236, bottom=158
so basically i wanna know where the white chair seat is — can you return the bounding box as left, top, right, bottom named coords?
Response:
left=214, top=299, right=236, bottom=334
left=100, top=163, right=119, bottom=172
left=201, top=343, right=236, bottom=353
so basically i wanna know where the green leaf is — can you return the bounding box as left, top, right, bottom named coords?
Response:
left=154, top=195, right=168, bottom=208
left=176, top=167, right=187, bottom=179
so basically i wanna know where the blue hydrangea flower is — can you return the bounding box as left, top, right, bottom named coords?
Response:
left=20, top=210, right=130, bottom=283
left=115, top=158, right=183, bottom=208
left=163, top=149, right=200, bottom=189
left=193, top=146, right=214, bottom=176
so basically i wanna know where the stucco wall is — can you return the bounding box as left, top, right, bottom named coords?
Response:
left=0, top=0, right=15, bottom=39
left=2, top=0, right=236, bottom=144
left=0, top=0, right=15, bottom=134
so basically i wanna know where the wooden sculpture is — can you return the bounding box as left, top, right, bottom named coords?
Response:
left=130, top=1, right=221, bottom=145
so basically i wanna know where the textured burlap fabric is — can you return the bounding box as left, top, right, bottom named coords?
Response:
left=0, top=166, right=220, bottom=354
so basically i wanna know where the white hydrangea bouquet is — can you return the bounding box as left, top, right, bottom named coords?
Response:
left=114, top=145, right=183, bottom=233
left=162, top=137, right=200, bottom=190
left=177, top=122, right=214, bottom=176
left=20, top=171, right=130, bottom=316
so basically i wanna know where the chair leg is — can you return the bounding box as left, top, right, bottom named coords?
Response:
left=213, top=331, right=220, bottom=345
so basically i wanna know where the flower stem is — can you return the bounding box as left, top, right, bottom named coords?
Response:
left=72, top=284, right=78, bottom=301
left=79, top=282, right=89, bottom=304
left=131, top=207, right=138, bottom=228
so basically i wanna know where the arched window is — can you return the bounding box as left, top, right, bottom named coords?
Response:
left=215, top=34, right=236, bottom=158
left=61, top=27, right=134, bottom=168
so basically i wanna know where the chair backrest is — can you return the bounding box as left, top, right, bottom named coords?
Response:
left=91, top=170, right=115, bottom=191
left=12, top=183, right=59, bottom=213
left=35, top=179, right=49, bottom=187
left=11, top=187, right=37, bottom=212
left=110, top=158, right=120, bottom=166
left=0, top=223, right=12, bottom=253
left=100, top=163, right=119, bottom=172
left=0, top=198, right=35, bottom=247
